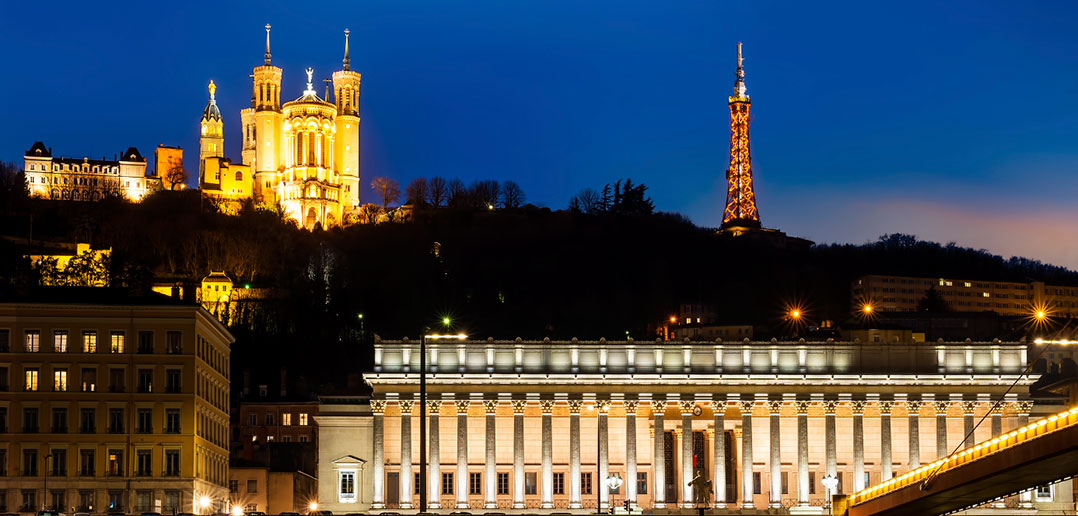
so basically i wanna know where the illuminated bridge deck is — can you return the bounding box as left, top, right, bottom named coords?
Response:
left=845, top=406, right=1078, bottom=516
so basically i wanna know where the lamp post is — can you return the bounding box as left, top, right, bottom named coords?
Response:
left=198, top=496, right=211, bottom=516
left=606, top=474, right=623, bottom=515
left=420, top=326, right=467, bottom=513
left=43, top=453, right=53, bottom=511
left=821, top=474, right=838, bottom=515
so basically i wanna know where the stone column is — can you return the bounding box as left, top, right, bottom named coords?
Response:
left=455, top=400, right=469, bottom=509
left=625, top=400, right=639, bottom=507
left=879, top=401, right=893, bottom=481
left=651, top=399, right=666, bottom=508
left=796, top=400, right=810, bottom=507
left=540, top=400, right=555, bottom=509
left=428, top=400, right=442, bottom=509
left=483, top=400, right=498, bottom=509
left=990, top=404, right=1003, bottom=437
left=569, top=399, right=583, bottom=509
left=740, top=400, right=755, bottom=509
left=906, top=400, right=921, bottom=470
left=399, top=399, right=414, bottom=509
left=852, top=400, right=866, bottom=492
left=934, top=401, right=949, bottom=460
left=824, top=400, right=838, bottom=482
left=372, top=400, right=386, bottom=509
left=962, top=400, right=978, bottom=448
left=679, top=400, right=695, bottom=508
left=711, top=400, right=726, bottom=506
left=598, top=399, right=610, bottom=509
left=768, top=400, right=782, bottom=509
left=1017, top=401, right=1034, bottom=508
left=512, top=400, right=526, bottom=509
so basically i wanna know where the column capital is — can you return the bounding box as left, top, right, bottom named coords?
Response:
left=823, top=399, right=839, bottom=415
left=795, top=400, right=811, bottom=415
left=512, top=399, right=528, bottom=414
left=483, top=399, right=499, bottom=415
left=878, top=401, right=895, bottom=415
left=710, top=399, right=726, bottom=415
left=371, top=399, right=387, bottom=414
left=672, top=428, right=682, bottom=438
left=678, top=400, right=696, bottom=416
left=961, top=400, right=979, bottom=416
left=596, top=399, right=611, bottom=414
left=933, top=400, right=951, bottom=414
left=398, top=399, right=414, bottom=414
left=650, top=399, right=667, bottom=414
left=455, top=399, right=470, bottom=415
left=989, top=403, right=1005, bottom=415
left=540, top=399, right=556, bottom=414
left=1016, top=400, right=1034, bottom=417
left=624, top=400, right=639, bottom=414
left=568, top=399, right=584, bottom=414
left=427, top=400, right=441, bottom=412
left=767, top=400, right=783, bottom=415
left=850, top=400, right=867, bottom=415
left=905, top=399, right=923, bottom=413
left=739, top=400, right=755, bottom=414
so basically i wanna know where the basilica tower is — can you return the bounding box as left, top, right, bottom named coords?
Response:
left=248, top=24, right=284, bottom=202
left=720, top=42, right=761, bottom=230
left=332, top=29, right=362, bottom=210
left=200, top=80, right=224, bottom=180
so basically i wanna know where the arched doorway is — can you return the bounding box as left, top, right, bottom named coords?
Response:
left=305, top=207, right=318, bottom=229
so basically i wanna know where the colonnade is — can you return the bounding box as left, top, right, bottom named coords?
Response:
left=368, top=396, right=1034, bottom=511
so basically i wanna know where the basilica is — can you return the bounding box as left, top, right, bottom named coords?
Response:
left=199, top=25, right=361, bottom=229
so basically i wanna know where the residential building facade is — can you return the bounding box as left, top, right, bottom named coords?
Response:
left=852, top=274, right=1078, bottom=317
left=23, top=142, right=159, bottom=202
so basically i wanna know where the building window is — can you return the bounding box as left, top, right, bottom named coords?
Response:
left=109, top=368, right=124, bottom=392
left=282, top=413, right=292, bottom=426
left=415, top=472, right=421, bottom=494
left=107, top=451, right=123, bottom=476
left=136, top=490, right=152, bottom=512
left=581, top=472, right=592, bottom=495
left=50, top=490, right=65, bottom=511
left=441, top=472, right=454, bottom=495
left=51, top=408, right=67, bottom=433
left=78, top=490, right=95, bottom=511
left=299, top=413, right=309, bottom=425
left=637, top=472, right=647, bottom=495
left=0, top=366, right=7, bottom=391
left=107, top=490, right=123, bottom=511
left=781, top=471, right=789, bottom=494
left=166, top=331, right=182, bottom=354
left=164, top=491, right=180, bottom=513
left=299, top=435, right=308, bottom=443
left=80, top=449, right=95, bottom=476
left=137, top=408, right=152, bottom=433
left=23, top=407, right=39, bottom=433
left=753, top=472, right=761, bottom=495
left=110, top=332, right=124, bottom=353
left=247, top=413, right=257, bottom=426
left=137, top=369, right=153, bottom=393
left=497, top=472, right=510, bottom=495
left=553, top=472, right=565, bottom=495
left=265, top=413, right=275, bottom=425
left=247, top=479, right=258, bottom=493
left=1036, top=484, right=1053, bottom=501
left=80, top=408, right=95, bottom=433
left=50, top=449, right=67, bottom=476
left=108, top=408, right=124, bottom=433
left=82, top=331, right=97, bottom=353
left=23, top=449, right=38, bottom=476
left=81, top=368, right=97, bottom=392
left=163, top=369, right=180, bottom=393
left=54, top=369, right=68, bottom=391
left=25, top=330, right=40, bottom=352
left=137, top=331, right=154, bottom=353
left=469, top=472, right=482, bottom=495
left=809, top=471, right=816, bottom=495
left=340, top=470, right=356, bottom=500
left=0, top=449, right=6, bottom=476
left=0, top=329, right=8, bottom=352
left=525, top=471, right=537, bottom=495
left=24, top=368, right=38, bottom=391
left=166, top=409, right=181, bottom=433
left=864, top=472, right=871, bottom=489
left=136, top=449, right=152, bottom=476
left=229, top=480, right=239, bottom=493
left=54, top=330, right=68, bottom=352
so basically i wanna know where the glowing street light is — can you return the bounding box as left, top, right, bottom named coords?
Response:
left=308, top=501, right=319, bottom=514
left=199, top=496, right=211, bottom=515
left=862, top=303, right=873, bottom=314
left=442, top=316, right=451, bottom=326
left=821, top=475, right=839, bottom=514
left=231, top=505, right=243, bottom=516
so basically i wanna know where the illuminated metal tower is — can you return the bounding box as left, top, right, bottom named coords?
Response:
left=721, top=42, right=761, bottom=229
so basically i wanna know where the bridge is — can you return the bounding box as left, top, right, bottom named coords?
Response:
left=840, top=405, right=1078, bottom=516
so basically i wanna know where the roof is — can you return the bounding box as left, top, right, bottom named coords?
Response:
left=26, top=141, right=50, bottom=157
left=0, top=286, right=196, bottom=306
left=120, top=147, right=144, bottom=162
left=202, top=99, right=222, bottom=122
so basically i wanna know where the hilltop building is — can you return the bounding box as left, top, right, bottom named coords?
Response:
left=23, top=143, right=159, bottom=202
left=199, top=26, right=361, bottom=228
left=852, top=274, right=1078, bottom=317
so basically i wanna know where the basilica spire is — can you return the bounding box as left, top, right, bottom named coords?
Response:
left=343, top=29, right=351, bottom=71
left=263, top=23, right=271, bottom=65
left=202, top=80, right=221, bottom=121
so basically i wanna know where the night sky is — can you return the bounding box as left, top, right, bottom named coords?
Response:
left=3, top=1, right=1077, bottom=268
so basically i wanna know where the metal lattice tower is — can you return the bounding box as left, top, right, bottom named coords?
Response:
left=721, top=42, right=761, bottom=229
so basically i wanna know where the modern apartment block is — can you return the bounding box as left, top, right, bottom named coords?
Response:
left=851, top=274, right=1078, bottom=316
left=0, top=289, right=233, bottom=514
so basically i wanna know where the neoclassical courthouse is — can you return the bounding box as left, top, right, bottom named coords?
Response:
left=315, top=337, right=1075, bottom=514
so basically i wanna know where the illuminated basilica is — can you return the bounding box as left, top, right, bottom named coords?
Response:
left=200, top=25, right=361, bottom=228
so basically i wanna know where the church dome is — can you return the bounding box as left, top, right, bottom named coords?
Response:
left=202, top=80, right=222, bottom=122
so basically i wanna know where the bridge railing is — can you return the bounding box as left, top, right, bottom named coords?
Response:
left=848, top=405, right=1078, bottom=506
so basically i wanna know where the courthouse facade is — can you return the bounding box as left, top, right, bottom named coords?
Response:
left=318, top=337, right=1074, bottom=514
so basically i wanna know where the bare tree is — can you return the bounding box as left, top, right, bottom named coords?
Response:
left=471, top=180, right=500, bottom=209
left=500, top=180, right=525, bottom=208
left=163, top=163, right=189, bottom=191
left=427, top=176, right=448, bottom=207
left=370, top=177, right=401, bottom=209
left=447, top=178, right=466, bottom=207
left=405, top=178, right=429, bottom=207
left=569, top=188, right=601, bottom=214
left=357, top=203, right=384, bottom=224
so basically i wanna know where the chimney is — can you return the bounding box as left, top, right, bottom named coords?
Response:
left=280, top=367, right=287, bottom=397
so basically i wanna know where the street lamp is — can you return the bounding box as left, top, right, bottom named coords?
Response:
left=606, top=473, right=623, bottom=514
left=308, top=501, right=318, bottom=514
left=231, top=505, right=243, bottom=516
left=420, top=330, right=468, bottom=511
left=199, top=496, right=211, bottom=516
left=821, top=475, right=838, bottom=515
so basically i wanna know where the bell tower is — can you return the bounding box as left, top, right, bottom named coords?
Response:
left=251, top=24, right=284, bottom=202
left=333, top=28, right=362, bottom=211
left=200, top=80, right=224, bottom=182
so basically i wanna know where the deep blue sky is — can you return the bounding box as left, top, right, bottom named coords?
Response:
left=3, top=1, right=1078, bottom=268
